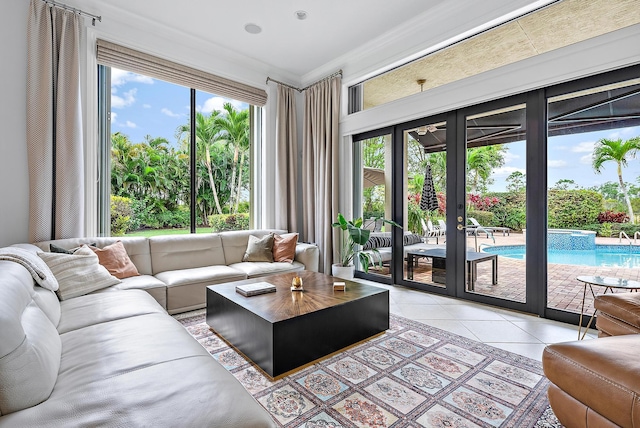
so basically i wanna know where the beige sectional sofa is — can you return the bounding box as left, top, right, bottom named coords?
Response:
left=33, top=229, right=319, bottom=314
left=0, top=229, right=318, bottom=427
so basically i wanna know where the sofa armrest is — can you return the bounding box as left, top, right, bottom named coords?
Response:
left=295, top=243, right=319, bottom=272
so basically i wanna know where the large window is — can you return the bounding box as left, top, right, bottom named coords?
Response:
left=99, top=66, right=255, bottom=237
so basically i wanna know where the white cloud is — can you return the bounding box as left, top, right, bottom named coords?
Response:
left=607, top=128, right=634, bottom=140
left=111, top=69, right=153, bottom=87
left=571, top=141, right=595, bottom=153
left=580, top=154, right=592, bottom=164
left=502, top=151, right=520, bottom=163
left=123, top=120, right=137, bottom=128
left=493, top=166, right=526, bottom=177
left=197, top=96, right=246, bottom=114
left=161, top=108, right=182, bottom=118
left=548, top=160, right=567, bottom=168
left=111, top=111, right=117, bottom=124
left=111, top=88, right=137, bottom=109
left=143, top=104, right=151, bottom=109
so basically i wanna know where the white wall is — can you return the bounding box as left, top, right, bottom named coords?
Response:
left=0, top=1, right=30, bottom=246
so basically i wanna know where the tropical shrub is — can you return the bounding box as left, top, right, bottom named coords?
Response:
left=548, top=190, right=602, bottom=229
left=436, top=193, right=446, bottom=215
left=597, top=210, right=629, bottom=223
left=484, top=191, right=526, bottom=230
left=598, top=222, right=613, bottom=237
left=110, top=195, right=133, bottom=236
left=208, top=213, right=250, bottom=232
left=468, top=194, right=500, bottom=211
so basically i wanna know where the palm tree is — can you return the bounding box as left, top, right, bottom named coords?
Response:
left=592, top=137, right=640, bottom=224
left=177, top=111, right=224, bottom=216
left=466, top=145, right=505, bottom=195
left=215, top=103, right=249, bottom=213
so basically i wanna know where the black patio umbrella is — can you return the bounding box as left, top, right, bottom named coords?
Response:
left=419, top=163, right=439, bottom=212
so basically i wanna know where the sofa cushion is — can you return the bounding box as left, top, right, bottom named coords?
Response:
left=0, top=356, right=276, bottom=427
left=273, top=233, right=298, bottom=263
left=243, top=233, right=274, bottom=262
left=220, top=229, right=286, bottom=265
left=0, top=261, right=61, bottom=415
left=156, top=265, right=247, bottom=314
left=38, top=246, right=121, bottom=300
left=92, top=275, right=167, bottom=310
left=90, top=241, right=140, bottom=279
left=57, top=289, right=166, bottom=334
left=594, top=293, right=640, bottom=332
left=149, top=234, right=226, bottom=274
left=229, top=261, right=305, bottom=278
left=34, top=237, right=153, bottom=275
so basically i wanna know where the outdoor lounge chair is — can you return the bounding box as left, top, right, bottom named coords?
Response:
left=468, top=217, right=510, bottom=237
left=421, top=218, right=441, bottom=244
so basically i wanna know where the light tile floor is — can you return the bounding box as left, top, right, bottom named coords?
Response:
left=360, top=280, right=598, bottom=362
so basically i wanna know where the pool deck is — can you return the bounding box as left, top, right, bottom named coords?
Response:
left=377, top=232, right=640, bottom=316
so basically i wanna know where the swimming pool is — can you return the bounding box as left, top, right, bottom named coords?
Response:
left=483, top=244, right=640, bottom=268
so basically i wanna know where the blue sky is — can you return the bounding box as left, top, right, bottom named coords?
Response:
left=110, top=68, right=248, bottom=146
left=491, top=125, right=640, bottom=191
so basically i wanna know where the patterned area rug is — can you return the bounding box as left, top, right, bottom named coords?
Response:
left=177, top=313, right=562, bottom=428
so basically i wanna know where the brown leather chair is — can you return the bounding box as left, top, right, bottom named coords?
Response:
left=542, top=293, right=640, bottom=427
left=543, top=335, right=640, bottom=427
left=594, top=293, right=640, bottom=337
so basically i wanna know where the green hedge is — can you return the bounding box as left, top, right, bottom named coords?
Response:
left=208, top=213, right=250, bottom=232
left=548, top=190, right=602, bottom=229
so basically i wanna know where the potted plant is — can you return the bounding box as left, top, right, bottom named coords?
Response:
left=331, top=213, right=400, bottom=279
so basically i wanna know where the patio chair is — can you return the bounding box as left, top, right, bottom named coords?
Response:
left=420, top=218, right=440, bottom=244
left=468, top=217, right=510, bottom=237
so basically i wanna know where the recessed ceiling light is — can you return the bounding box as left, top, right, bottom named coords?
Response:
left=294, top=10, right=308, bottom=20
left=244, top=23, right=262, bottom=34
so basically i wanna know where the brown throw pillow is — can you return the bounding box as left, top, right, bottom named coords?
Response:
left=243, top=233, right=274, bottom=262
left=273, top=233, right=298, bottom=263
left=90, top=241, right=140, bottom=279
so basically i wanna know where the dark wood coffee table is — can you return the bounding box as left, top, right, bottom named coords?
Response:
left=206, top=271, right=389, bottom=378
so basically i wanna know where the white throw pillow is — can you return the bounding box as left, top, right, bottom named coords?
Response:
left=38, top=246, right=121, bottom=300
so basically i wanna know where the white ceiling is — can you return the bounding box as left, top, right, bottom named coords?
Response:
left=81, top=0, right=440, bottom=77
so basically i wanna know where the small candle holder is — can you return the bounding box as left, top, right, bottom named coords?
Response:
left=291, top=274, right=304, bottom=291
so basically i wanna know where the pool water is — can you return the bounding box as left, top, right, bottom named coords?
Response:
left=483, top=245, right=640, bottom=268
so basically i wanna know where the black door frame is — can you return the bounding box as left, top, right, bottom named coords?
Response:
left=352, top=63, right=640, bottom=323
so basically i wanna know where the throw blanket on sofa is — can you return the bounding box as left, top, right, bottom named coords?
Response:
left=0, top=247, right=59, bottom=291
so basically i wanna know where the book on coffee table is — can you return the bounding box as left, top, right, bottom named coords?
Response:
left=236, top=282, right=277, bottom=297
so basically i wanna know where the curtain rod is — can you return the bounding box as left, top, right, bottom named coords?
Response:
left=42, top=0, right=102, bottom=26
left=266, top=69, right=342, bottom=92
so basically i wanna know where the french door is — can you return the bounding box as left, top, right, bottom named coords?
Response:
left=354, top=64, right=640, bottom=320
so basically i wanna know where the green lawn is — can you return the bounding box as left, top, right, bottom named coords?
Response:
left=125, top=227, right=213, bottom=237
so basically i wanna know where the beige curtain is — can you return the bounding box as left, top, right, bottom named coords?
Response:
left=274, top=84, right=298, bottom=232
left=302, top=77, right=341, bottom=273
left=27, top=0, right=84, bottom=242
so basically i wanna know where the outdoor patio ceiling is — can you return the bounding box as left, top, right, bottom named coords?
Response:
left=362, top=0, right=640, bottom=111
left=410, top=79, right=640, bottom=153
